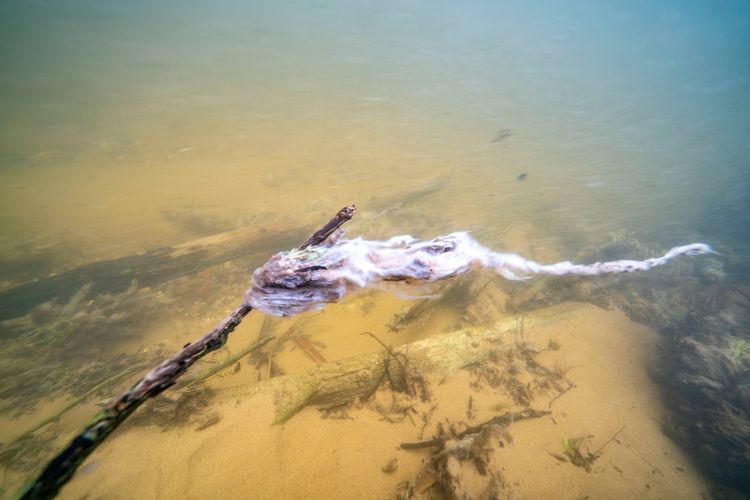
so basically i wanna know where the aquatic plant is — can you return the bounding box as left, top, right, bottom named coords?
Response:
left=649, top=287, right=750, bottom=495
left=0, top=281, right=170, bottom=416
left=551, top=357, right=579, bottom=380
left=729, top=337, right=748, bottom=367
left=492, top=402, right=509, bottom=412
left=698, top=258, right=726, bottom=284
left=562, top=435, right=598, bottom=472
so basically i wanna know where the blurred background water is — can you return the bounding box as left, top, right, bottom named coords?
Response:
left=0, top=0, right=748, bottom=498
left=2, top=0, right=748, bottom=260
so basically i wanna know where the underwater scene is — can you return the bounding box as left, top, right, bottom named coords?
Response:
left=1, top=1, right=749, bottom=498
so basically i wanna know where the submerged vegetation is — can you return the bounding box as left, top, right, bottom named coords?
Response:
left=729, top=337, right=748, bottom=367
left=0, top=210, right=746, bottom=497
left=0, top=249, right=255, bottom=486
left=562, top=435, right=598, bottom=472
left=0, top=281, right=170, bottom=415
left=506, top=233, right=750, bottom=496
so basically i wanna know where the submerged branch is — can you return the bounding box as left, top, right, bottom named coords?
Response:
left=400, top=409, right=551, bottom=449
left=21, top=205, right=356, bottom=500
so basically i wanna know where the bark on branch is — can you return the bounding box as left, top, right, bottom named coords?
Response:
left=21, top=205, right=356, bottom=500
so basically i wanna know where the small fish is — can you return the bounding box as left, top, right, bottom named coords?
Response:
left=491, top=128, right=514, bottom=143
left=516, top=173, right=527, bottom=181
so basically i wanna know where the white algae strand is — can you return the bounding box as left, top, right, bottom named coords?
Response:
left=245, top=231, right=715, bottom=317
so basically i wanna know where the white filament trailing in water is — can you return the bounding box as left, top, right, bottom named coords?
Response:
left=244, top=231, right=714, bottom=317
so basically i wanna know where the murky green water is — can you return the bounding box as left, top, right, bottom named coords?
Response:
left=1, top=1, right=748, bottom=498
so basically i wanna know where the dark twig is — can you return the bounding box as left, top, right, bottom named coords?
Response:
left=298, top=204, right=356, bottom=250
left=360, top=331, right=396, bottom=394
left=21, top=205, right=356, bottom=500
left=548, top=383, right=576, bottom=409
left=593, top=425, right=626, bottom=456
left=418, top=404, right=438, bottom=441
left=361, top=331, right=414, bottom=396
left=400, top=408, right=550, bottom=449
left=187, top=336, right=275, bottom=388
left=361, top=330, right=393, bottom=353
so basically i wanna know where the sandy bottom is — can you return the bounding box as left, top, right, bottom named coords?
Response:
left=58, top=302, right=709, bottom=499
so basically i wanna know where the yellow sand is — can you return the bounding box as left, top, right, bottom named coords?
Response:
left=58, top=303, right=709, bottom=499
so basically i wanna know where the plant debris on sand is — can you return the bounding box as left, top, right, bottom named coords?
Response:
left=506, top=233, right=750, bottom=497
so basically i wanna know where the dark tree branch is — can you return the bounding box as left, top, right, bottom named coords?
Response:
left=400, top=409, right=551, bottom=449
left=298, top=204, right=356, bottom=250
left=21, top=205, right=356, bottom=500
